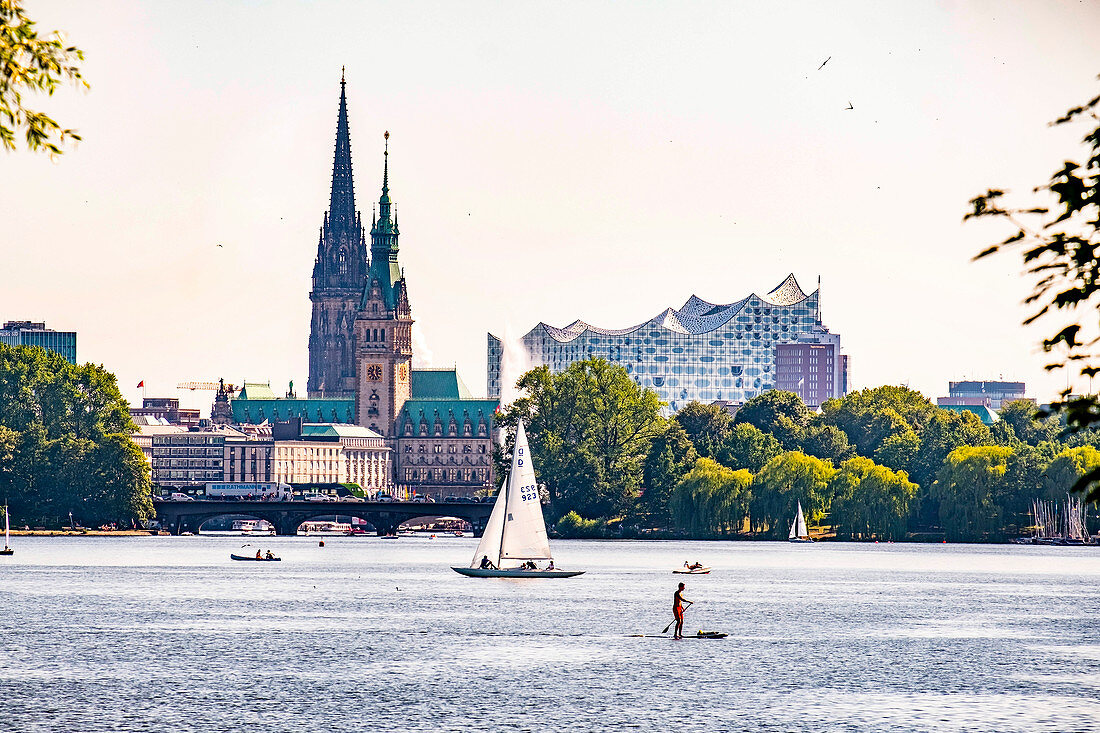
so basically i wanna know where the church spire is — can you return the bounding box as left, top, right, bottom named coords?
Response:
left=328, top=70, right=356, bottom=232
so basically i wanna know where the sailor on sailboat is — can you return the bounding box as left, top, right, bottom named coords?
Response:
left=452, top=421, right=584, bottom=578
left=788, top=501, right=813, bottom=543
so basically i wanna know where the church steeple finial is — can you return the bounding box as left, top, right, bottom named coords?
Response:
left=381, top=130, right=390, bottom=203
left=328, top=70, right=356, bottom=231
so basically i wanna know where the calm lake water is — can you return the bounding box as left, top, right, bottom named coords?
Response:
left=1, top=536, right=1099, bottom=732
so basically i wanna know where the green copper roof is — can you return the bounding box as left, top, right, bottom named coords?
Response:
left=939, top=404, right=1000, bottom=426
left=232, top=398, right=355, bottom=425
left=396, top=398, right=498, bottom=435
left=237, top=382, right=277, bottom=400
left=411, top=368, right=474, bottom=400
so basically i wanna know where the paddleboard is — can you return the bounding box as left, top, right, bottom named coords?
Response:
left=629, top=631, right=727, bottom=639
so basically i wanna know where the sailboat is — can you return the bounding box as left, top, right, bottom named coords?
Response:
left=788, top=501, right=812, bottom=543
left=1, top=504, right=13, bottom=555
left=452, top=421, right=584, bottom=578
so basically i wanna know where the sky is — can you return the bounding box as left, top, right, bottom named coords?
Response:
left=4, top=0, right=1100, bottom=415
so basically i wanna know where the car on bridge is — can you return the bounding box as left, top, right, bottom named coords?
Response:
left=299, top=493, right=336, bottom=502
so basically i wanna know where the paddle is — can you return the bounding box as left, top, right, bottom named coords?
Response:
left=661, top=600, right=693, bottom=634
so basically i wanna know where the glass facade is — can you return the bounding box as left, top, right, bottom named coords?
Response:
left=0, top=321, right=77, bottom=364
left=488, top=275, right=845, bottom=412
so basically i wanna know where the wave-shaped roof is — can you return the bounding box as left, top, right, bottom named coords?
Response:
left=535, top=274, right=813, bottom=342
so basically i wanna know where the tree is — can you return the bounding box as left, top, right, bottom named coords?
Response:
left=998, top=400, right=1062, bottom=446
left=831, top=456, right=917, bottom=541
left=932, top=445, right=1013, bottom=542
left=672, top=401, right=731, bottom=457
left=1043, top=445, right=1100, bottom=500
left=1, top=1, right=87, bottom=154
left=966, top=79, right=1100, bottom=499
left=1000, top=441, right=1059, bottom=533
left=641, top=420, right=697, bottom=528
left=0, top=344, right=150, bottom=525
left=751, top=451, right=835, bottom=538
left=874, top=429, right=920, bottom=475
left=800, top=422, right=852, bottom=464
left=669, top=457, right=752, bottom=536
left=821, top=386, right=936, bottom=457
left=715, top=422, right=782, bottom=473
left=497, top=358, right=664, bottom=520
left=734, top=390, right=811, bottom=450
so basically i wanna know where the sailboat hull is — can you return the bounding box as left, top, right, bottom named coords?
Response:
left=788, top=538, right=813, bottom=543
left=0, top=549, right=12, bottom=556
left=452, top=567, right=585, bottom=578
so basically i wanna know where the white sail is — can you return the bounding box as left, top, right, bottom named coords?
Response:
left=468, top=479, right=508, bottom=568
left=499, top=421, right=552, bottom=565
left=790, top=501, right=808, bottom=539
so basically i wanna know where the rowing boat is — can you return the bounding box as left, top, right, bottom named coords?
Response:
left=673, top=567, right=710, bottom=574
left=229, top=554, right=281, bottom=561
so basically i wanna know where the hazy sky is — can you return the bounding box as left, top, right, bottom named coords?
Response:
left=5, top=0, right=1100, bottom=414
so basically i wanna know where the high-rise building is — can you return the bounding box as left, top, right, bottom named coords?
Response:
left=488, top=275, right=846, bottom=412
left=0, top=320, right=77, bottom=363
left=307, top=71, right=369, bottom=399
left=775, top=339, right=848, bottom=409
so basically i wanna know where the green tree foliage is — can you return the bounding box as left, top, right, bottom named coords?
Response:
left=735, top=390, right=811, bottom=449
left=998, top=400, right=1062, bottom=446
left=830, top=456, right=917, bottom=541
left=874, top=429, right=920, bottom=474
left=932, top=445, right=1013, bottom=542
left=716, top=422, right=782, bottom=473
left=555, top=510, right=607, bottom=539
left=669, top=457, right=752, bottom=536
left=0, top=345, right=151, bottom=525
left=966, top=80, right=1100, bottom=499
left=911, top=409, right=992, bottom=493
left=1042, top=445, right=1100, bottom=500
left=672, top=401, right=731, bottom=457
left=821, top=386, right=936, bottom=457
left=800, top=422, right=852, bottom=464
left=751, top=451, right=835, bottom=538
left=1, top=1, right=87, bottom=154
left=641, top=420, right=697, bottom=527
left=1000, top=442, right=1060, bottom=532
left=498, top=359, right=664, bottom=519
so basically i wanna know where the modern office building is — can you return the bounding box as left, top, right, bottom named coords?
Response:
left=775, top=339, right=848, bottom=409
left=489, top=275, right=847, bottom=412
left=937, top=381, right=1031, bottom=410
left=0, top=321, right=77, bottom=363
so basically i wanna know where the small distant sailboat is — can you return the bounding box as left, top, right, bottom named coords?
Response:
left=788, top=501, right=812, bottom=543
left=1, top=504, right=13, bottom=555
left=452, top=421, right=584, bottom=578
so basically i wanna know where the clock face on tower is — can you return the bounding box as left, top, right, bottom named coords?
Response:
left=366, top=364, right=383, bottom=381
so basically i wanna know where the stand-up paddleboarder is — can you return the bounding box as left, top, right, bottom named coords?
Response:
left=673, top=582, right=692, bottom=639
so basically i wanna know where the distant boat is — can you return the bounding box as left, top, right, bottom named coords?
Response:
left=0, top=504, right=13, bottom=556
left=230, top=553, right=280, bottom=561
left=673, top=566, right=710, bottom=575
left=788, top=501, right=813, bottom=543
left=452, top=421, right=584, bottom=578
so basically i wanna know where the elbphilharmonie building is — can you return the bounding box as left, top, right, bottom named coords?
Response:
left=488, top=274, right=848, bottom=412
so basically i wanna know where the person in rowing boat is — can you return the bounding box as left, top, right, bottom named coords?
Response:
left=689, top=561, right=703, bottom=570
left=673, top=582, right=692, bottom=640
left=265, top=550, right=275, bottom=560
left=255, top=549, right=262, bottom=559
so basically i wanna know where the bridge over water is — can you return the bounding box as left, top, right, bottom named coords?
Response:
left=152, top=499, right=494, bottom=536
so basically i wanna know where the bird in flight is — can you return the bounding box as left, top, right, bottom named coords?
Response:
left=845, top=101, right=854, bottom=110
left=217, top=243, right=224, bottom=248
left=818, top=56, right=831, bottom=70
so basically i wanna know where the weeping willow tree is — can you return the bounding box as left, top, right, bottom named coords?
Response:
left=830, top=456, right=917, bottom=541
left=750, top=451, right=835, bottom=538
left=669, top=458, right=752, bottom=536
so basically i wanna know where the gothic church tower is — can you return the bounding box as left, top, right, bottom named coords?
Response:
left=354, top=132, right=413, bottom=437
left=307, top=71, right=368, bottom=398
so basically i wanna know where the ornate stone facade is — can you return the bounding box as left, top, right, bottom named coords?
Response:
left=308, top=73, right=368, bottom=399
